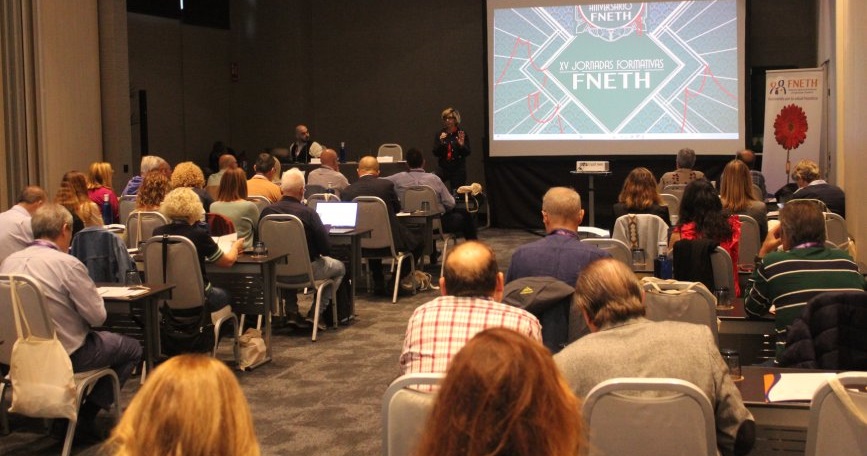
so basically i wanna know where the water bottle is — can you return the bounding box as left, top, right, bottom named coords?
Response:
left=125, top=268, right=142, bottom=286
left=653, top=241, right=673, bottom=279
left=339, top=141, right=347, bottom=163
left=101, top=193, right=112, bottom=225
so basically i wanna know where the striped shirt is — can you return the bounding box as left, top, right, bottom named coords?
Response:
left=744, top=247, right=865, bottom=361
left=400, top=296, right=541, bottom=378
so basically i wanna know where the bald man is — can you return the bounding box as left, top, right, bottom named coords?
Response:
left=308, top=148, right=349, bottom=195
left=0, top=185, right=46, bottom=264
left=505, top=187, right=609, bottom=285
left=207, top=153, right=238, bottom=187
left=288, top=124, right=323, bottom=163
left=399, top=241, right=541, bottom=376
left=342, top=156, right=422, bottom=295
left=736, top=149, right=767, bottom=199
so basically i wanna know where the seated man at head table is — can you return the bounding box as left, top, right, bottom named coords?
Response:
left=400, top=241, right=541, bottom=377
left=0, top=203, right=142, bottom=441
left=744, top=199, right=864, bottom=363
left=307, top=148, right=350, bottom=196
left=505, top=187, right=609, bottom=286
left=260, top=168, right=345, bottom=328
left=0, top=185, right=46, bottom=264
left=554, top=258, right=755, bottom=456
left=246, top=152, right=282, bottom=203
left=288, top=124, right=323, bottom=164
left=658, top=147, right=705, bottom=191
left=386, top=147, right=477, bottom=264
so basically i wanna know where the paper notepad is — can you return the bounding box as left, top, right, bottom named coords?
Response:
left=763, top=372, right=837, bottom=402
left=98, top=286, right=150, bottom=298
left=212, top=233, right=238, bottom=254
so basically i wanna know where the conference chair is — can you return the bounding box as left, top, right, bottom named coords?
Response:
left=118, top=194, right=137, bottom=227
left=353, top=196, right=416, bottom=303
left=377, top=143, right=403, bottom=162
left=258, top=214, right=338, bottom=342
left=660, top=193, right=680, bottom=224
left=612, top=214, right=669, bottom=271
left=788, top=198, right=828, bottom=213
left=206, top=212, right=236, bottom=236
left=125, top=211, right=169, bottom=248
left=381, top=373, right=443, bottom=456
left=304, top=184, right=328, bottom=199
left=246, top=195, right=271, bottom=214
left=141, top=236, right=240, bottom=361
left=662, top=183, right=687, bottom=202
left=305, top=192, right=340, bottom=210
left=0, top=274, right=122, bottom=456
left=751, top=183, right=764, bottom=201
left=805, top=372, right=867, bottom=456
left=642, top=279, right=718, bottom=344
left=824, top=212, right=850, bottom=250
left=581, top=238, right=632, bottom=267
left=402, top=185, right=454, bottom=273
left=582, top=378, right=717, bottom=456
left=710, top=246, right=736, bottom=296
left=737, top=214, right=760, bottom=267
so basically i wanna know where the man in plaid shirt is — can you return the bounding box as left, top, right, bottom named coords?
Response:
left=400, top=241, right=542, bottom=375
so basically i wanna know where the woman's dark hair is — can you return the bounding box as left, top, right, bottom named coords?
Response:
left=678, top=179, right=733, bottom=242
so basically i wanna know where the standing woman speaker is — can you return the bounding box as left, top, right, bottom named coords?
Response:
left=433, top=107, right=471, bottom=191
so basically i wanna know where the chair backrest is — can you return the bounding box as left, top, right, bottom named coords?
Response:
left=788, top=198, right=828, bottom=212
left=751, top=184, right=764, bottom=201
left=377, top=143, right=403, bottom=161
left=710, top=246, right=735, bottom=294
left=806, top=372, right=867, bottom=456
left=305, top=193, right=340, bottom=210
left=354, top=196, right=398, bottom=254
left=304, top=185, right=328, bottom=199
left=258, top=215, right=315, bottom=285
left=581, top=238, right=632, bottom=267
left=402, top=185, right=444, bottom=213
left=612, top=214, right=669, bottom=261
left=118, top=195, right=137, bottom=227
left=737, top=214, right=760, bottom=266
left=207, top=212, right=236, bottom=236
left=246, top=195, right=271, bottom=214
left=642, top=280, right=718, bottom=344
left=662, top=184, right=686, bottom=202
left=142, top=235, right=205, bottom=310
left=126, top=211, right=169, bottom=247
left=0, top=274, right=54, bottom=365
left=381, top=373, right=443, bottom=456
left=824, top=212, right=849, bottom=250
left=582, top=378, right=717, bottom=456
left=659, top=193, right=680, bottom=224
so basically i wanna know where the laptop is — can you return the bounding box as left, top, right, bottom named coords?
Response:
left=315, top=202, right=358, bottom=234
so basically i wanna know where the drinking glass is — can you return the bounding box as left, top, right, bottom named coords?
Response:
left=253, top=241, right=268, bottom=258
left=631, top=248, right=646, bottom=270
left=125, top=269, right=142, bottom=286
left=720, top=348, right=743, bottom=381
left=714, top=287, right=733, bottom=310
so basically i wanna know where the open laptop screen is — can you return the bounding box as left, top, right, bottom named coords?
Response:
left=315, top=202, right=358, bottom=230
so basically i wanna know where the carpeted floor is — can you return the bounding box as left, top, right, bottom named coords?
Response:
left=0, top=228, right=540, bottom=456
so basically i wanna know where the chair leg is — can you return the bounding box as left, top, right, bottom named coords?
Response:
left=392, top=256, right=403, bottom=303
left=331, top=282, right=339, bottom=328
left=311, top=287, right=324, bottom=342
left=61, top=418, right=75, bottom=456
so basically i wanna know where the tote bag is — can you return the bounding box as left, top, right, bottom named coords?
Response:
left=7, top=278, right=77, bottom=420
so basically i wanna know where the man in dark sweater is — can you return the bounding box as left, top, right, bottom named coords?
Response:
left=790, top=159, right=846, bottom=218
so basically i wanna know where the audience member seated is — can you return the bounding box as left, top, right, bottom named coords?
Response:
left=612, top=167, right=671, bottom=226
left=135, top=170, right=172, bottom=213
left=342, top=156, right=422, bottom=295
left=0, top=203, right=142, bottom=441
left=307, top=148, right=350, bottom=196
left=211, top=168, right=259, bottom=249
left=505, top=187, right=609, bottom=285
left=288, top=124, right=323, bottom=163
left=554, top=258, right=755, bottom=456
left=415, top=328, right=581, bottom=456
left=122, top=155, right=170, bottom=196
left=720, top=159, right=768, bottom=241
left=744, top=200, right=864, bottom=363
left=57, top=170, right=103, bottom=236
left=400, top=241, right=541, bottom=376
left=790, top=159, right=846, bottom=218
left=0, top=186, right=45, bottom=264
left=780, top=291, right=867, bottom=370
left=86, top=162, right=119, bottom=224
left=658, top=147, right=705, bottom=190
left=106, top=354, right=260, bottom=456
left=171, top=161, right=213, bottom=212
left=386, top=147, right=477, bottom=262
left=154, top=188, right=244, bottom=319
left=736, top=149, right=767, bottom=199
left=247, top=152, right=282, bottom=202
left=670, top=179, right=741, bottom=295
left=260, top=168, right=345, bottom=327
left=207, top=153, right=238, bottom=188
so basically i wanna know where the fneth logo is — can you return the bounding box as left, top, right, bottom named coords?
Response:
left=769, top=79, right=787, bottom=95
left=576, top=3, right=645, bottom=42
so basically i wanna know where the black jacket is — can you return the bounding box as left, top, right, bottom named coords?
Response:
left=780, top=291, right=867, bottom=369
left=341, top=175, right=419, bottom=252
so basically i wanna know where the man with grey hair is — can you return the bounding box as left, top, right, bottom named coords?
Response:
left=505, top=187, right=608, bottom=285
left=555, top=258, right=755, bottom=456
left=0, top=185, right=46, bottom=264
left=658, top=147, right=705, bottom=190
left=308, top=148, right=350, bottom=196
left=122, top=155, right=171, bottom=196
left=0, top=203, right=142, bottom=440
left=260, top=168, right=345, bottom=327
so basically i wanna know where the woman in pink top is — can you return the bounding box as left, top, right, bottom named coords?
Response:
left=87, top=161, right=119, bottom=223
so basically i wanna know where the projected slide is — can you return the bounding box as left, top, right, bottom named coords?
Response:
left=490, top=0, right=742, bottom=154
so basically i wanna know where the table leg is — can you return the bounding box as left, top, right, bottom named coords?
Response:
left=248, top=262, right=274, bottom=368
left=349, top=235, right=360, bottom=318
left=143, top=296, right=159, bottom=373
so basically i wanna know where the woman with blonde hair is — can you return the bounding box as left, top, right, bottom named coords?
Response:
left=56, top=170, right=102, bottom=236
left=87, top=161, right=119, bottom=223
left=171, top=161, right=213, bottom=212
left=211, top=168, right=259, bottom=249
left=613, top=167, right=671, bottom=226
left=720, top=159, right=768, bottom=241
left=135, top=170, right=172, bottom=212
left=415, top=328, right=582, bottom=456
left=106, top=354, right=260, bottom=456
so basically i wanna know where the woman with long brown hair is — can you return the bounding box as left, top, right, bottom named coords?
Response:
left=613, top=167, right=671, bottom=226
left=416, top=328, right=582, bottom=456
left=211, top=168, right=259, bottom=249
left=135, top=170, right=172, bottom=212
left=720, top=159, right=768, bottom=241
left=87, top=161, right=119, bottom=223
left=56, top=170, right=102, bottom=236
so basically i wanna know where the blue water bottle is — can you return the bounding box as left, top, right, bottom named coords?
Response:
left=654, top=241, right=673, bottom=279
left=339, top=141, right=347, bottom=163
left=101, top=194, right=113, bottom=225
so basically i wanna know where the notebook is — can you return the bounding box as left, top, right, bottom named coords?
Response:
left=315, top=202, right=358, bottom=234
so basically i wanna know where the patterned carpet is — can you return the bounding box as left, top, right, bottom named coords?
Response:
left=0, top=228, right=539, bottom=456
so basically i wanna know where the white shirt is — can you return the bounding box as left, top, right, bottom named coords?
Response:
left=0, top=205, right=34, bottom=265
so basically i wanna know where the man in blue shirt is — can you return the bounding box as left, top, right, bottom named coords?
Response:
left=506, top=187, right=609, bottom=285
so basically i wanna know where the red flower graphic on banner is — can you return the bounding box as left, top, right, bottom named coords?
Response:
left=773, top=104, right=808, bottom=150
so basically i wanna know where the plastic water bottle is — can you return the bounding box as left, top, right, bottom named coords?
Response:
left=654, top=241, right=673, bottom=279
left=339, top=141, right=347, bottom=163
left=101, top=193, right=112, bottom=225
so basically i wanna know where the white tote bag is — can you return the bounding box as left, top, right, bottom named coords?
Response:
left=7, top=278, right=77, bottom=420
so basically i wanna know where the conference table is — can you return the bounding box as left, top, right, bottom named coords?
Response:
left=718, top=297, right=776, bottom=366
left=99, top=282, right=175, bottom=373
left=279, top=160, right=408, bottom=183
